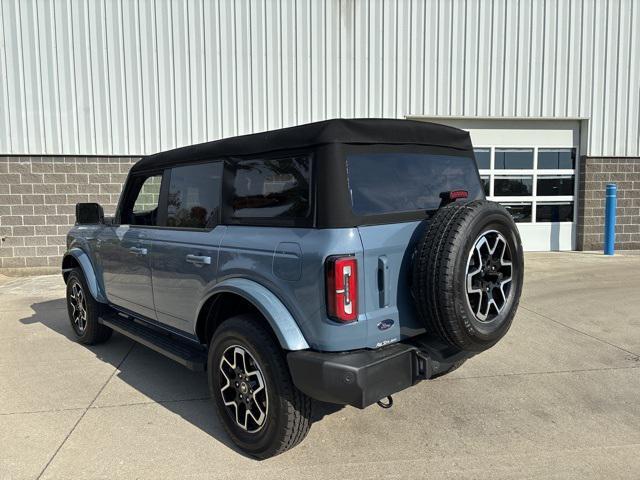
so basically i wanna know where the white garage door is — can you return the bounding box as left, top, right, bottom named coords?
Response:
left=412, top=118, right=582, bottom=251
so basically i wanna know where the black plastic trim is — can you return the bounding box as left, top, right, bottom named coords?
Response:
left=99, top=310, right=207, bottom=371
left=287, top=335, right=473, bottom=409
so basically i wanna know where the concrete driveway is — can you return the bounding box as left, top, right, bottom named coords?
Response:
left=1, top=252, right=639, bottom=479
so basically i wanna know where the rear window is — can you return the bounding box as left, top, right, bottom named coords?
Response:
left=230, top=156, right=311, bottom=220
left=346, top=152, right=482, bottom=216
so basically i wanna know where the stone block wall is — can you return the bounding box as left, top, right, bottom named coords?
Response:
left=576, top=157, right=640, bottom=250
left=0, top=156, right=139, bottom=272
left=2, top=154, right=640, bottom=272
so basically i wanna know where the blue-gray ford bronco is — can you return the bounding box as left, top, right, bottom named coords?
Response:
left=63, top=119, right=524, bottom=458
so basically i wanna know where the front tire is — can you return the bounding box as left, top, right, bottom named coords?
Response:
left=65, top=268, right=112, bottom=345
left=208, top=315, right=312, bottom=459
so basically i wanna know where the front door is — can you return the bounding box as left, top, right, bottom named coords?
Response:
left=100, top=172, right=164, bottom=319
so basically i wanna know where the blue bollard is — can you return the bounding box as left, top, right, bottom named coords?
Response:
left=604, top=183, right=617, bottom=255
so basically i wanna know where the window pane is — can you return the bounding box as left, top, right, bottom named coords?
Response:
left=474, top=148, right=491, bottom=170
left=133, top=175, right=162, bottom=213
left=346, top=152, right=483, bottom=215
left=538, top=148, right=576, bottom=169
left=128, top=174, right=162, bottom=226
left=501, top=202, right=532, bottom=223
left=495, top=149, right=533, bottom=169
left=537, top=175, right=575, bottom=196
left=167, top=162, right=222, bottom=229
left=536, top=202, right=574, bottom=222
left=480, top=175, right=490, bottom=195
left=494, top=176, right=533, bottom=196
left=231, top=156, right=311, bottom=219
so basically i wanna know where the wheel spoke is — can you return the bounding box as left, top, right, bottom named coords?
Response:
left=465, top=230, right=514, bottom=323
left=68, top=281, right=88, bottom=334
left=219, top=345, right=268, bottom=433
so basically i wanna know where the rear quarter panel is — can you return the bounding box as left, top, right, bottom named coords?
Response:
left=218, top=226, right=367, bottom=351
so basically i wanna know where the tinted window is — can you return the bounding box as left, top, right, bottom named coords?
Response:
left=167, top=162, right=222, bottom=229
left=495, top=149, right=533, bottom=169
left=474, top=148, right=491, bottom=169
left=346, top=152, right=482, bottom=215
left=230, top=157, right=311, bottom=219
left=502, top=203, right=532, bottom=223
left=537, top=175, right=575, bottom=196
left=494, top=176, right=533, bottom=196
left=538, top=149, right=576, bottom=169
left=536, top=202, right=574, bottom=222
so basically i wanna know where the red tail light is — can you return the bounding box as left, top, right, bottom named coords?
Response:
left=325, top=255, right=358, bottom=322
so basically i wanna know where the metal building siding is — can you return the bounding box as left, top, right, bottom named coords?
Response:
left=0, top=0, right=638, bottom=157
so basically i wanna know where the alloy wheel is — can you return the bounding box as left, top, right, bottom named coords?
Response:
left=465, top=230, right=513, bottom=322
left=219, top=345, right=268, bottom=433
left=69, top=280, right=88, bottom=334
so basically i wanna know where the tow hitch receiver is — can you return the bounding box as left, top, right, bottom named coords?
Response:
left=414, top=349, right=433, bottom=380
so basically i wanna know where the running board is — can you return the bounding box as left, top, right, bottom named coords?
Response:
left=99, top=311, right=207, bottom=371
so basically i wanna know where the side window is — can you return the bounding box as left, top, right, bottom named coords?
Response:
left=230, top=156, right=311, bottom=219
left=122, top=174, right=162, bottom=226
left=167, top=162, right=223, bottom=229
left=132, top=175, right=162, bottom=214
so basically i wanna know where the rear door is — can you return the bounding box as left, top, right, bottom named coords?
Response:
left=345, top=148, right=483, bottom=346
left=147, top=161, right=225, bottom=333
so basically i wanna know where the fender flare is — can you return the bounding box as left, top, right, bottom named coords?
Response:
left=62, top=248, right=108, bottom=303
left=200, top=278, right=310, bottom=351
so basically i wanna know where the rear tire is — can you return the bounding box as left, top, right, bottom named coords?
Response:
left=65, top=268, right=112, bottom=345
left=208, top=315, right=312, bottom=459
left=412, top=200, right=524, bottom=352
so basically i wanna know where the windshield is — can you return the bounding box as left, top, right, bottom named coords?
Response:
left=346, top=152, right=482, bottom=216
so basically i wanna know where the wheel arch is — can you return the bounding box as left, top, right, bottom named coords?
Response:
left=195, top=278, right=310, bottom=351
left=61, top=248, right=108, bottom=303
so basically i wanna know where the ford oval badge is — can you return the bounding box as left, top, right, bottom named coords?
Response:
left=377, top=319, right=395, bottom=331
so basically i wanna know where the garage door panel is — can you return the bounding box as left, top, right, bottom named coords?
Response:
left=414, top=118, right=581, bottom=251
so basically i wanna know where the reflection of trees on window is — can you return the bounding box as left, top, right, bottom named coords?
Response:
left=166, top=162, right=222, bottom=229
left=230, top=157, right=311, bottom=218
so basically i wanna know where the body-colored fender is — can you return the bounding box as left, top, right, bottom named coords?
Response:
left=199, top=278, right=310, bottom=351
left=62, top=248, right=108, bottom=303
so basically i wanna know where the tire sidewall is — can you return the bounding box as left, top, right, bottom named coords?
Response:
left=452, top=206, right=524, bottom=348
left=208, top=320, right=287, bottom=456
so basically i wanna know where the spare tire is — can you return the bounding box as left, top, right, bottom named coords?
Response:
left=412, top=200, right=524, bottom=352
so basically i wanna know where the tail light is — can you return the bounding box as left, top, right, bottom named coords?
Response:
left=325, top=255, right=358, bottom=322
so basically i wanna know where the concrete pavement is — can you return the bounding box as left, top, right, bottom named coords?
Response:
left=1, top=252, right=639, bottom=479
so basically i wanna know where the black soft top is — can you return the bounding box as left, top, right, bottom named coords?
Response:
left=131, top=118, right=472, bottom=173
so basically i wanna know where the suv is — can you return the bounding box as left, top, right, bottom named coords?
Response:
left=63, top=119, right=523, bottom=458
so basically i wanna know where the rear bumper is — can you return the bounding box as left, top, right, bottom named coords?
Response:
left=287, top=336, right=473, bottom=409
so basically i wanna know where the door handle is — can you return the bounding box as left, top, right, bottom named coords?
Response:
left=378, top=256, right=390, bottom=308
left=186, top=254, right=211, bottom=266
left=129, top=246, right=148, bottom=256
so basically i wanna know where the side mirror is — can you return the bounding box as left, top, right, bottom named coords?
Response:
left=76, top=203, right=104, bottom=225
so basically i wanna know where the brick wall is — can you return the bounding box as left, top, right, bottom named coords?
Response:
left=576, top=157, right=640, bottom=250
left=2, top=155, right=639, bottom=272
left=0, top=156, right=139, bottom=272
